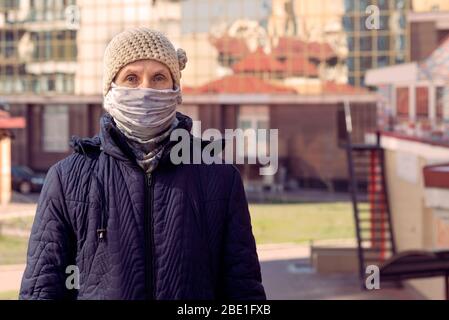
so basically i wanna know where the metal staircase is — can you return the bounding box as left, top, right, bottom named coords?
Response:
left=343, top=101, right=397, bottom=288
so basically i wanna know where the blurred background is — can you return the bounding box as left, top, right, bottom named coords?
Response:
left=1, top=0, right=449, bottom=300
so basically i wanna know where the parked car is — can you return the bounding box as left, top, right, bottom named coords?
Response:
left=0, top=99, right=10, bottom=112
left=11, top=166, right=46, bottom=194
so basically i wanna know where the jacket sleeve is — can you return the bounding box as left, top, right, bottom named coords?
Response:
left=220, top=167, right=266, bottom=300
left=19, top=163, right=77, bottom=300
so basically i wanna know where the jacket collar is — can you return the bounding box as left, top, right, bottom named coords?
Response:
left=70, top=111, right=194, bottom=166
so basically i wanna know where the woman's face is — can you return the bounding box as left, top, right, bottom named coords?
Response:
left=114, top=59, right=174, bottom=90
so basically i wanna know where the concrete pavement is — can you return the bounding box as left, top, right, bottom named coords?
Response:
left=0, top=264, right=24, bottom=294
left=257, top=243, right=423, bottom=300
left=0, top=243, right=423, bottom=300
left=0, top=203, right=36, bottom=219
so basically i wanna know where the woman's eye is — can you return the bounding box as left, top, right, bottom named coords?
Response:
left=125, top=75, right=138, bottom=83
left=154, top=74, right=166, bottom=82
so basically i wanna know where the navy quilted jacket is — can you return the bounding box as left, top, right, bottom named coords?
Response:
left=19, top=112, right=266, bottom=300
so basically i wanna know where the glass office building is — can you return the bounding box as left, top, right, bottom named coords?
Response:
left=343, top=0, right=411, bottom=87
left=0, top=0, right=378, bottom=96
left=4, top=0, right=449, bottom=96
left=1, top=0, right=445, bottom=187
left=0, top=0, right=77, bottom=94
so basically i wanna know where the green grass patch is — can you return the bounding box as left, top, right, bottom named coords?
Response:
left=0, top=235, right=28, bottom=265
left=0, top=216, right=35, bottom=231
left=249, top=202, right=356, bottom=244
left=0, top=203, right=359, bottom=264
left=0, top=290, right=18, bottom=300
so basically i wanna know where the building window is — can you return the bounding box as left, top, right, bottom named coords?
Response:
left=396, top=87, right=409, bottom=117
left=30, top=0, right=75, bottom=21
left=31, top=31, right=77, bottom=62
left=377, top=55, right=389, bottom=67
left=237, top=105, right=270, bottom=159
left=360, top=37, right=372, bottom=51
left=416, top=87, right=428, bottom=118
left=377, top=36, right=390, bottom=51
left=42, top=105, right=69, bottom=152
left=0, top=0, right=19, bottom=10
left=436, top=87, right=446, bottom=121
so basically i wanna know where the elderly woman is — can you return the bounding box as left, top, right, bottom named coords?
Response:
left=19, top=27, right=266, bottom=300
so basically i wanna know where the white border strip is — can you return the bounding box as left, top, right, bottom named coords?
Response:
left=381, top=134, right=449, bottom=162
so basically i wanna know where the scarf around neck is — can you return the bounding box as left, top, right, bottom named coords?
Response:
left=124, top=117, right=179, bottom=175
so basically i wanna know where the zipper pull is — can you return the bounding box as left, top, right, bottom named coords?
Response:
left=147, top=173, right=152, bottom=186
left=97, top=228, right=106, bottom=241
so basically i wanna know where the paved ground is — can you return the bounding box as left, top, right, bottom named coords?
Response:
left=246, top=189, right=351, bottom=203
left=0, top=264, right=25, bottom=293
left=6, top=189, right=350, bottom=205
left=0, top=194, right=424, bottom=300
left=0, top=192, right=38, bottom=218
left=0, top=205, right=36, bottom=219
left=0, top=201, right=35, bottom=238
left=0, top=243, right=423, bottom=300
left=258, top=243, right=423, bottom=300
left=9, top=192, right=40, bottom=204
left=261, top=259, right=423, bottom=300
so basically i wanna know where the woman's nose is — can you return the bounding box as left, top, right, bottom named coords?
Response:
left=140, top=77, right=152, bottom=89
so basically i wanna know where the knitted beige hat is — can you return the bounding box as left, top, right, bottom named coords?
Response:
left=103, top=27, right=187, bottom=96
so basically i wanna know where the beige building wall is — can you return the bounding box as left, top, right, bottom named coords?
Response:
left=0, top=135, right=12, bottom=206
left=179, top=33, right=222, bottom=88
left=382, top=135, right=449, bottom=299
left=268, top=0, right=348, bottom=84
left=268, top=0, right=345, bottom=43
left=412, top=0, right=449, bottom=12
left=75, top=0, right=182, bottom=96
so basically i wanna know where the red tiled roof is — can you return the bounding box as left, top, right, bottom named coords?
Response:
left=0, top=110, right=26, bottom=129
left=307, top=41, right=336, bottom=61
left=281, top=56, right=319, bottom=77
left=231, top=47, right=318, bottom=77
left=232, top=48, right=285, bottom=73
left=322, top=81, right=369, bottom=95
left=183, top=79, right=367, bottom=95
left=209, top=35, right=250, bottom=57
left=186, top=75, right=297, bottom=94
left=181, top=85, right=196, bottom=94
left=273, top=37, right=336, bottom=61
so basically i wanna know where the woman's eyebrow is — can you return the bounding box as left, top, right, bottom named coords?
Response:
left=120, top=67, right=142, bottom=75
left=151, top=68, right=169, bottom=75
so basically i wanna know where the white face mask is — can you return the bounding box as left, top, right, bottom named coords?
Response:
left=104, top=83, right=182, bottom=142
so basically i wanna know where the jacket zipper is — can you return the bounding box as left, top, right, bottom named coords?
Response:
left=144, top=173, right=155, bottom=300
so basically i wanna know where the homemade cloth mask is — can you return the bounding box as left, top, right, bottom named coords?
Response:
left=104, top=82, right=181, bottom=142
left=103, top=83, right=182, bottom=174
